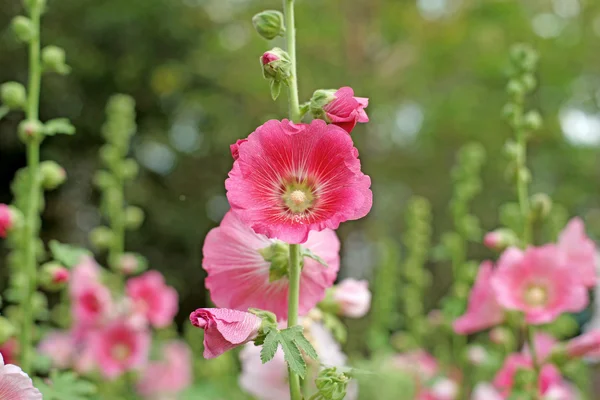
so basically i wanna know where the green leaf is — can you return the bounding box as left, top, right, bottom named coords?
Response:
left=278, top=330, right=306, bottom=378
left=44, top=118, right=76, bottom=136
left=302, top=247, right=328, bottom=267
left=289, top=329, right=318, bottom=360
left=260, top=329, right=280, bottom=363
left=270, top=80, right=281, bottom=100
left=34, top=371, right=96, bottom=400
left=49, top=240, right=92, bottom=268
left=0, top=106, right=9, bottom=120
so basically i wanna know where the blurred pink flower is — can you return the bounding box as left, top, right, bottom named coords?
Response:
left=137, top=341, right=192, bottom=398
left=454, top=261, right=504, bottom=334
left=494, top=354, right=564, bottom=397
left=566, top=329, right=600, bottom=358
left=391, top=350, right=438, bottom=381
left=203, top=211, right=340, bottom=320
left=71, top=280, right=113, bottom=329
left=225, top=119, right=372, bottom=244
left=471, top=383, right=503, bottom=400
left=523, top=332, right=557, bottom=363
left=0, top=204, right=14, bottom=238
left=0, top=338, right=19, bottom=366
left=332, top=279, right=371, bottom=318
left=126, top=271, right=178, bottom=328
left=70, top=256, right=101, bottom=292
left=38, top=331, right=73, bottom=369
left=558, top=217, right=597, bottom=288
left=189, top=308, right=262, bottom=359
left=230, top=138, right=248, bottom=161
left=491, top=245, right=588, bottom=325
left=90, top=320, right=150, bottom=379
left=0, top=353, right=42, bottom=400
left=322, top=87, right=369, bottom=133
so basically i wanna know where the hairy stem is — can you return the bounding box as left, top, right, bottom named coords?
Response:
left=287, top=243, right=302, bottom=400
left=284, top=0, right=301, bottom=123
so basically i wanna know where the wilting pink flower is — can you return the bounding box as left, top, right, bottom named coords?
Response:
left=454, top=261, right=504, bottom=334
left=322, top=87, right=369, bottom=133
left=566, top=330, right=600, bottom=358
left=0, top=353, right=42, bottom=399
left=203, top=211, right=340, bottom=320
left=38, top=331, right=73, bottom=369
left=230, top=139, right=248, bottom=161
left=190, top=308, right=262, bottom=359
left=137, top=341, right=192, bottom=398
left=491, top=246, right=588, bottom=325
left=126, top=271, right=178, bottom=328
left=226, top=119, right=372, bottom=244
left=90, top=320, right=150, bottom=379
left=332, top=279, right=371, bottom=318
left=0, top=204, right=15, bottom=238
left=558, top=217, right=597, bottom=288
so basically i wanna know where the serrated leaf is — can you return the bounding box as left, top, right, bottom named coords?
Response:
left=260, top=329, right=280, bottom=363
left=270, top=80, right=281, bottom=100
left=279, top=332, right=307, bottom=378
left=291, top=330, right=318, bottom=360
left=34, top=371, right=96, bottom=400
left=301, top=247, right=328, bottom=267
left=44, top=118, right=75, bottom=136
left=49, top=240, right=92, bottom=268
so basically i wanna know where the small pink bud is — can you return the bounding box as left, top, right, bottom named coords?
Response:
left=483, top=228, right=518, bottom=251
left=0, top=204, right=14, bottom=238
left=52, top=267, right=70, bottom=284
left=566, top=330, right=600, bottom=359
left=483, top=232, right=501, bottom=249
left=261, top=51, right=279, bottom=65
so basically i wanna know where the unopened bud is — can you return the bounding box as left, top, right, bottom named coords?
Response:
left=125, top=206, right=145, bottom=230
left=40, top=161, right=67, bottom=190
left=121, top=159, right=139, bottom=180
left=0, top=205, right=22, bottom=239
left=523, top=110, right=543, bottom=131
left=11, top=16, right=34, bottom=42
left=530, top=193, right=552, bottom=220
left=40, top=262, right=69, bottom=291
left=18, top=119, right=44, bottom=143
left=260, top=48, right=291, bottom=81
left=521, top=74, right=537, bottom=92
left=99, top=144, right=120, bottom=166
left=41, top=46, right=71, bottom=75
left=510, top=44, right=539, bottom=72
left=506, top=80, right=524, bottom=97
left=483, top=228, right=519, bottom=251
left=0, top=317, right=16, bottom=344
left=0, top=82, right=27, bottom=109
left=93, top=171, right=115, bottom=190
left=89, top=226, right=114, bottom=250
left=252, top=10, right=285, bottom=40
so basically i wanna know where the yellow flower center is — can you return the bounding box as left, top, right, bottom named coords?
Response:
left=290, top=190, right=307, bottom=206
left=282, top=181, right=315, bottom=214
left=525, top=285, right=548, bottom=307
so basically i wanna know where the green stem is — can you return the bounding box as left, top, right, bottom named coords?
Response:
left=515, top=127, right=532, bottom=245
left=284, top=0, right=301, bottom=123
left=20, top=1, right=43, bottom=373
left=109, top=177, right=125, bottom=273
left=288, top=243, right=302, bottom=400
left=526, top=325, right=541, bottom=399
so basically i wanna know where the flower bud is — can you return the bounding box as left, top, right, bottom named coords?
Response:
left=483, top=228, right=519, bottom=251
left=125, top=206, right=145, bottom=230
left=0, top=204, right=22, bottom=239
left=93, top=170, right=116, bottom=190
left=521, top=74, right=537, bottom=92
left=11, top=16, right=34, bottom=42
left=39, top=262, right=69, bottom=291
left=523, top=110, right=543, bottom=131
left=309, top=89, right=336, bottom=119
left=40, top=161, right=67, bottom=190
left=0, top=317, right=16, bottom=344
left=89, top=226, right=114, bottom=250
left=0, top=82, right=27, bottom=109
left=121, top=159, right=139, bottom=180
left=530, top=193, right=552, bottom=220
left=41, top=46, right=71, bottom=75
left=506, top=80, right=524, bottom=97
left=252, top=10, right=285, bottom=40
left=259, top=241, right=289, bottom=282
left=18, top=119, right=44, bottom=143
left=260, top=48, right=292, bottom=100
left=99, top=144, right=120, bottom=166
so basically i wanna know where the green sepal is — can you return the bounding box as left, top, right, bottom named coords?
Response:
left=270, top=80, right=282, bottom=100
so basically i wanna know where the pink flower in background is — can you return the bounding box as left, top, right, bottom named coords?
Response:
left=332, top=279, right=371, bottom=318
left=189, top=308, right=262, bottom=359
left=72, top=280, right=113, bottom=328
left=558, top=217, right=597, bottom=288
left=90, top=320, right=150, bottom=379
left=203, top=211, right=340, bottom=320
left=494, top=353, right=564, bottom=397
left=566, top=330, right=600, bottom=358
left=491, top=245, right=588, bottom=325
left=454, top=261, right=504, bottom=334
left=126, top=271, right=178, bottom=328
left=38, top=331, right=73, bottom=369
left=391, top=350, right=439, bottom=381
left=137, top=341, right=192, bottom=398
left=471, top=383, right=503, bottom=400
left=523, top=332, right=557, bottom=363
left=322, top=87, right=369, bottom=133
left=226, top=119, right=372, bottom=244
left=0, top=204, right=14, bottom=238
left=230, top=138, right=248, bottom=160
left=0, top=353, right=42, bottom=400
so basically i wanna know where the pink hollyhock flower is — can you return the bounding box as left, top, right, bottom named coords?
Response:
left=137, top=341, right=192, bottom=398
left=322, top=87, right=369, bottom=133
left=0, top=353, right=42, bottom=400
left=494, top=354, right=563, bottom=397
left=225, top=119, right=372, bottom=244
left=126, top=271, right=178, bottom=328
left=72, top=280, right=113, bottom=328
left=566, top=330, right=600, bottom=358
left=332, top=279, right=371, bottom=318
left=0, top=204, right=14, bottom=238
left=453, top=261, right=504, bottom=334
left=38, top=331, right=73, bottom=369
left=471, top=383, right=503, bottom=400
left=491, top=245, right=588, bottom=325
left=90, top=320, right=150, bottom=379
left=70, top=256, right=102, bottom=293
left=558, top=217, right=597, bottom=288
left=230, top=138, right=248, bottom=161
left=189, top=308, right=262, bottom=359
left=203, top=211, right=340, bottom=320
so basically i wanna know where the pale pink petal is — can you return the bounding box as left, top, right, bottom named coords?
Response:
left=558, top=217, right=597, bottom=288
left=522, top=332, right=558, bottom=363
left=38, top=331, right=73, bottom=369
left=127, top=271, right=178, bottom=328
left=0, top=354, right=42, bottom=400
left=137, top=341, right=192, bottom=397
left=323, top=87, right=370, bottom=133
left=332, top=279, right=372, bottom=318
left=566, top=330, right=600, bottom=358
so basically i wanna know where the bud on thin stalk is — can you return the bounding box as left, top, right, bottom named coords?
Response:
left=252, top=10, right=285, bottom=40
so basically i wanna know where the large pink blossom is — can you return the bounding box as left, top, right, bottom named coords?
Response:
left=90, top=320, right=150, bottom=379
left=453, top=261, right=504, bottom=334
left=137, top=341, right=192, bottom=398
left=126, top=271, right=178, bottom=328
left=226, top=119, right=372, bottom=244
left=38, top=331, right=74, bottom=369
left=322, top=87, right=369, bottom=133
left=566, top=329, right=600, bottom=358
left=558, top=217, right=597, bottom=288
left=332, top=279, right=372, bottom=318
left=0, top=204, right=14, bottom=238
left=189, top=308, right=262, bottom=359
left=491, top=245, right=588, bottom=325
left=0, top=353, right=42, bottom=399
left=203, top=211, right=340, bottom=320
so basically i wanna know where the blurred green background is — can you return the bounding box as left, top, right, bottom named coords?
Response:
left=1, top=0, right=600, bottom=325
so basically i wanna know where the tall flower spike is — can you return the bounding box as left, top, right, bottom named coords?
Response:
left=203, top=211, right=339, bottom=320
left=226, top=119, right=372, bottom=244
